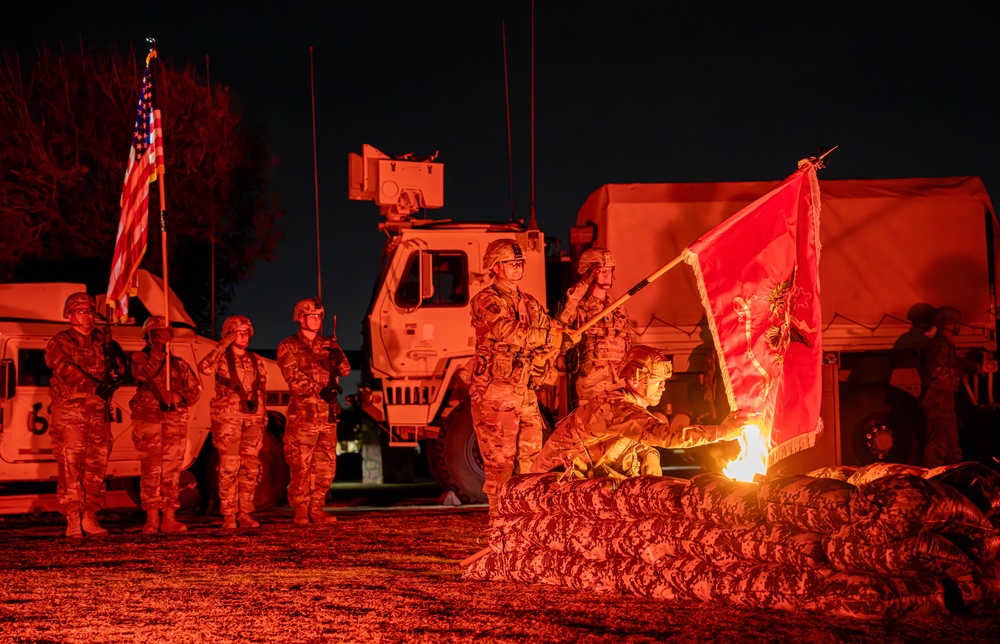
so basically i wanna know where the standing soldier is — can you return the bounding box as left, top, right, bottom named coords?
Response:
left=920, top=306, right=980, bottom=467
left=277, top=298, right=350, bottom=526
left=44, top=292, right=125, bottom=538
left=470, top=239, right=569, bottom=508
left=198, top=315, right=268, bottom=530
left=532, top=345, right=746, bottom=478
left=130, top=316, right=202, bottom=534
left=558, top=247, right=631, bottom=406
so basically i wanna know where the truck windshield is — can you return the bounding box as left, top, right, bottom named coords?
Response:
left=395, top=251, right=468, bottom=308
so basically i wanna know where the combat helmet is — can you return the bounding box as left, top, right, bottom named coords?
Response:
left=141, top=315, right=171, bottom=338
left=482, top=238, right=524, bottom=271
left=578, top=247, right=616, bottom=274
left=62, top=292, right=96, bottom=318
left=933, top=306, right=962, bottom=334
left=222, top=315, right=254, bottom=339
left=618, top=345, right=673, bottom=382
left=293, top=298, right=325, bottom=323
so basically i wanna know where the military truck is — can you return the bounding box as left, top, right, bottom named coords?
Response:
left=0, top=272, right=291, bottom=514
left=350, top=143, right=999, bottom=502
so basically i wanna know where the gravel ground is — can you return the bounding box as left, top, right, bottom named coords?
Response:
left=1, top=507, right=999, bottom=643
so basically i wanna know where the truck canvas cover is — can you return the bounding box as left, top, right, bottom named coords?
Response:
left=577, top=176, right=998, bottom=351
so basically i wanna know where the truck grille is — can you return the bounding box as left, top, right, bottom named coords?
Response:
left=385, top=384, right=436, bottom=405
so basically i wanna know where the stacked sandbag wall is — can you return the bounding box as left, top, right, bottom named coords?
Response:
left=463, top=462, right=1000, bottom=619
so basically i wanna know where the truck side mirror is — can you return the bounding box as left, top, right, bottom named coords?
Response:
left=0, top=358, right=15, bottom=402
left=420, top=252, right=435, bottom=301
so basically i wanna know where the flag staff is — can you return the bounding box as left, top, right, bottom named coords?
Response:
left=309, top=45, right=323, bottom=302
left=149, top=42, right=172, bottom=391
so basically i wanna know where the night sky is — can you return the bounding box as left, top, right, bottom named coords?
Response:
left=4, top=1, right=997, bottom=351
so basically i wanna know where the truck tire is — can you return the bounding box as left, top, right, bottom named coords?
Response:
left=430, top=400, right=487, bottom=504
left=198, top=426, right=291, bottom=512
left=841, top=384, right=926, bottom=466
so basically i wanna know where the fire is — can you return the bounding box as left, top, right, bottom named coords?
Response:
left=722, top=423, right=768, bottom=482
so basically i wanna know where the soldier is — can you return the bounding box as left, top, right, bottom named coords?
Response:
left=129, top=316, right=202, bottom=534
left=557, top=247, right=632, bottom=405
left=44, top=292, right=126, bottom=538
left=198, top=315, right=268, bottom=530
left=277, top=298, right=350, bottom=526
left=531, top=345, right=746, bottom=478
left=920, top=306, right=980, bottom=467
left=470, top=238, right=570, bottom=508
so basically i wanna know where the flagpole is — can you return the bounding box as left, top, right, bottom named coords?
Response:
left=149, top=44, right=172, bottom=391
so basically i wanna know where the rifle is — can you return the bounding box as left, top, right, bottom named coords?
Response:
left=327, top=314, right=343, bottom=423
left=97, top=323, right=129, bottom=422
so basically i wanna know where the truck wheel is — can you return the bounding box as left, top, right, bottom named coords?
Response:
left=199, top=428, right=291, bottom=511
left=841, top=384, right=926, bottom=466
left=431, top=400, right=487, bottom=504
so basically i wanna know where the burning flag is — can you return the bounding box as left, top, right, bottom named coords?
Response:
left=106, top=48, right=164, bottom=322
left=683, top=160, right=823, bottom=470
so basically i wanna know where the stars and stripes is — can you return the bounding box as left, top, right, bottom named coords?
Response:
left=106, top=49, right=164, bottom=322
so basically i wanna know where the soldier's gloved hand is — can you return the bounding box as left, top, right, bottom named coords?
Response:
left=319, top=386, right=339, bottom=404
left=162, top=390, right=184, bottom=406
left=217, top=333, right=237, bottom=350
left=558, top=332, right=576, bottom=352
left=530, top=362, right=548, bottom=380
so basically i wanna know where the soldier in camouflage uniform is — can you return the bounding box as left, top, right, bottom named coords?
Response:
left=198, top=315, right=268, bottom=530
left=130, top=316, right=202, bottom=534
left=532, top=345, right=745, bottom=478
left=470, top=239, right=571, bottom=508
left=920, top=306, right=980, bottom=467
left=277, top=298, right=350, bottom=526
left=44, top=292, right=125, bottom=538
left=557, top=247, right=632, bottom=405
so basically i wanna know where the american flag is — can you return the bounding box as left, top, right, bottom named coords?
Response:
left=106, top=50, right=164, bottom=322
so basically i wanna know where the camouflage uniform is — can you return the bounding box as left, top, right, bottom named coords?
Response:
left=919, top=308, right=974, bottom=467
left=129, top=344, right=202, bottom=514
left=531, top=386, right=740, bottom=478
left=44, top=327, right=114, bottom=516
left=198, top=326, right=268, bottom=523
left=559, top=290, right=631, bottom=405
left=277, top=329, right=350, bottom=518
left=470, top=280, right=555, bottom=507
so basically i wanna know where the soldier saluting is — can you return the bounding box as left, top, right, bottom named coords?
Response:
left=198, top=315, right=268, bottom=530
left=44, top=292, right=125, bottom=538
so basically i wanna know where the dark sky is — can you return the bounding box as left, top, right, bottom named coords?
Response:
left=5, top=1, right=998, bottom=350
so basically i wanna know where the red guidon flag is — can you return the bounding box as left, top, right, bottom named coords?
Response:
left=683, top=160, right=823, bottom=464
left=106, top=49, right=164, bottom=322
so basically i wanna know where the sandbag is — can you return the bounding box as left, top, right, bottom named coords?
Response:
left=488, top=514, right=573, bottom=554
left=714, top=563, right=832, bottom=612
left=758, top=474, right=855, bottom=534
left=952, top=559, right=1000, bottom=612
left=806, top=465, right=857, bottom=482
left=923, top=461, right=1000, bottom=518
left=824, top=526, right=974, bottom=578
left=846, top=462, right=926, bottom=487
left=637, top=516, right=747, bottom=565
left=851, top=474, right=994, bottom=542
left=612, top=475, right=688, bottom=518
left=494, top=473, right=563, bottom=516
left=680, top=473, right=763, bottom=526
left=654, top=557, right=756, bottom=603
left=737, top=522, right=830, bottom=568
left=546, top=476, right=621, bottom=520
left=801, top=571, right=946, bottom=620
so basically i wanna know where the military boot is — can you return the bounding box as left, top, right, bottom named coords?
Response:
left=293, top=506, right=311, bottom=526
left=221, top=514, right=238, bottom=530
left=237, top=512, right=259, bottom=528
left=142, top=510, right=161, bottom=535
left=65, top=512, right=83, bottom=539
left=81, top=510, right=108, bottom=537
left=160, top=508, right=188, bottom=533
left=309, top=507, right=337, bottom=525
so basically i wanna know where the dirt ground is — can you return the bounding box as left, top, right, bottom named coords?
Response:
left=1, top=505, right=999, bottom=643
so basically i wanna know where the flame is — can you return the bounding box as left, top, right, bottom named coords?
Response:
left=722, top=423, right=769, bottom=482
